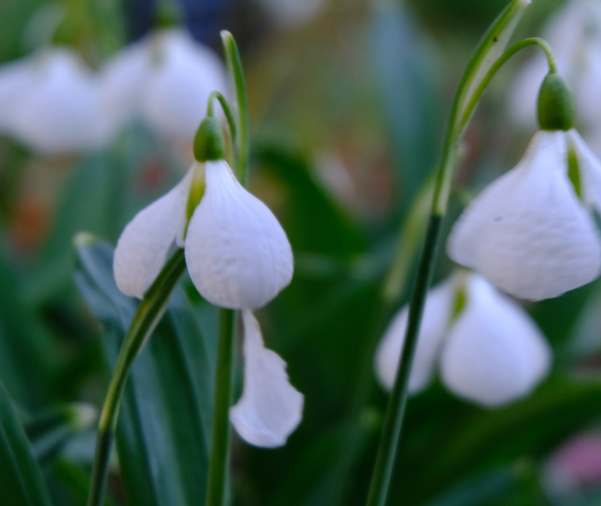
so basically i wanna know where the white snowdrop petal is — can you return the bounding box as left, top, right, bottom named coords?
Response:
left=568, top=130, right=601, bottom=212
left=113, top=170, right=192, bottom=298
left=98, top=41, right=149, bottom=136
left=12, top=49, right=106, bottom=154
left=141, top=29, right=226, bottom=142
left=375, top=279, right=454, bottom=393
left=230, top=311, right=303, bottom=448
left=448, top=131, right=601, bottom=300
left=185, top=160, right=294, bottom=309
left=440, top=275, right=551, bottom=406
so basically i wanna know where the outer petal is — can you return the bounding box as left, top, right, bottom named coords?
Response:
left=141, top=29, right=226, bottom=142
left=12, top=49, right=106, bottom=153
left=185, top=160, right=293, bottom=309
left=568, top=130, right=601, bottom=212
left=230, top=311, right=303, bottom=448
left=440, top=275, right=551, bottom=407
left=113, top=169, right=192, bottom=298
left=98, top=41, right=149, bottom=137
left=375, top=278, right=454, bottom=392
left=448, top=131, right=601, bottom=300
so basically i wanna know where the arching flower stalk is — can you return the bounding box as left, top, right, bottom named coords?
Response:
left=449, top=74, right=601, bottom=300
left=510, top=0, right=601, bottom=130
left=376, top=272, right=550, bottom=406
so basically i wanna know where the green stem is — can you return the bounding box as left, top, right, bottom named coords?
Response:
left=86, top=250, right=186, bottom=506
left=365, top=1, right=545, bottom=504
left=220, top=30, right=250, bottom=183
left=207, top=91, right=238, bottom=148
left=205, top=310, right=236, bottom=506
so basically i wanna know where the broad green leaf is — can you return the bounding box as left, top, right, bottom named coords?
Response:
left=75, top=238, right=216, bottom=506
left=0, top=382, right=53, bottom=506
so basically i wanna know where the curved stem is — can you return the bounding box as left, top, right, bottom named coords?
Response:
left=457, top=37, right=557, bottom=134
left=86, top=250, right=186, bottom=506
left=205, top=310, right=236, bottom=506
left=207, top=90, right=238, bottom=148
left=221, top=30, right=250, bottom=183
left=365, top=1, right=548, bottom=505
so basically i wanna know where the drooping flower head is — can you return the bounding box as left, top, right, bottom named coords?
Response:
left=448, top=73, right=601, bottom=300
left=99, top=29, right=226, bottom=143
left=113, top=116, right=302, bottom=446
left=376, top=272, right=550, bottom=406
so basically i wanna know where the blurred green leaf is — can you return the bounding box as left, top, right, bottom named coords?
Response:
left=0, top=382, right=53, bottom=506
left=369, top=1, right=440, bottom=219
left=393, top=376, right=601, bottom=503
left=0, top=248, right=58, bottom=407
left=75, top=238, right=216, bottom=505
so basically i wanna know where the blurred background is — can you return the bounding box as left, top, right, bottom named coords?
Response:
left=2, top=0, right=601, bottom=505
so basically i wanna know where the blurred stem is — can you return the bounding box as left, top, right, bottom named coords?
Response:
left=86, top=250, right=186, bottom=506
left=221, top=30, right=250, bottom=183
left=205, top=310, right=236, bottom=506
left=365, top=1, right=543, bottom=505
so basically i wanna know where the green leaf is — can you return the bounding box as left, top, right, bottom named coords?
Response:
left=0, top=382, right=53, bottom=506
left=75, top=238, right=216, bottom=506
left=392, top=376, right=601, bottom=503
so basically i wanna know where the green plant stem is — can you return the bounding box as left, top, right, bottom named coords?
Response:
left=364, top=1, right=553, bottom=504
left=86, top=250, right=186, bottom=506
left=205, top=310, right=236, bottom=506
left=207, top=91, right=238, bottom=146
left=221, top=30, right=250, bottom=183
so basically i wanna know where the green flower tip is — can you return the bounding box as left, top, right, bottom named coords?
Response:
left=73, top=232, right=98, bottom=248
left=69, top=403, right=97, bottom=430
left=193, top=116, right=225, bottom=162
left=537, top=72, right=575, bottom=131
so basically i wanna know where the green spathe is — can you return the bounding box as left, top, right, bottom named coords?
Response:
left=194, top=117, right=226, bottom=162
left=537, top=73, right=575, bottom=131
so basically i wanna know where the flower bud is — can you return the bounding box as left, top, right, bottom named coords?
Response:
left=537, top=72, right=575, bottom=131
left=193, top=116, right=225, bottom=162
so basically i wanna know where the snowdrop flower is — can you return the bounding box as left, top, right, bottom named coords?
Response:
left=113, top=118, right=301, bottom=446
left=449, top=73, right=601, bottom=300
left=99, top=28, right=226, bottom=143
left=375, top=273, right=550, bottom=406
left=510, top=0, right=601, bottom=128
left=0, top=48, right=107, bottom=154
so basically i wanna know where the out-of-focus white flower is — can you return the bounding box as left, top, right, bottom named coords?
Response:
left=448, top=130, right=601, bottom=301
left=259, top=0, right=325, bottom=28
left=113, top=158, right=301, bottom=446
left=376, top=273, right=550, bottom=406
left=230, top=310, right=303, bottom=447
left=0, top=49, right=107, bottom=154
left=99, top=29, right=226, bottom=143
left=510, top=0, right=601, bottom=128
